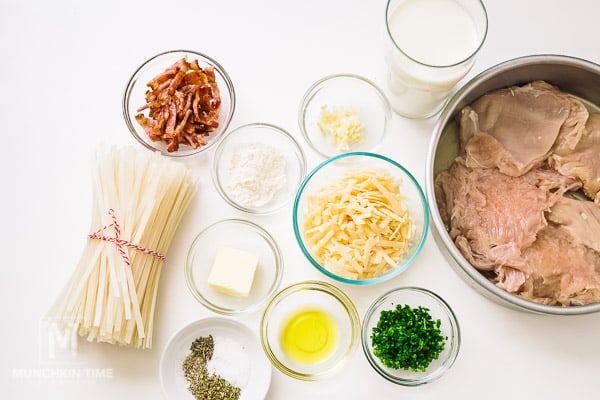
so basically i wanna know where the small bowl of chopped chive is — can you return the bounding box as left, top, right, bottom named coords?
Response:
left=361, top=286, right=461, bottom=386
left=298, top=73, right=392, bottom=159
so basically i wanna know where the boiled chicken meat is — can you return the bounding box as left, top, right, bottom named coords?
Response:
left=550, top=113, right=600, bottom=205
left=436, top=80, right=600, bottom=306
left=458, top=81, right=588, bottom=177
left=436, top=157, right=579, bottom=284
left=520, top=224, right=600, bottom=306
left=500, top=197, right=600, bottom=306
left=547, top=196, right=600, bottom=253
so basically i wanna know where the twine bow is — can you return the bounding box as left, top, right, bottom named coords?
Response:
left=87, top=208, right=165, bottom=266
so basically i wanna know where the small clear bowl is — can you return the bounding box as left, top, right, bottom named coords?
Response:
left=361, top=287, right=461, bottom=386
left=212, top=122, right=307, bottom=214
left=260, top=280, right=361, bottom=381
left=293, top=152, right=429, bottom=285
left=298, top=73, right=391, bottom=158
left=123, top=49, right=235, bottom=157
left=185, top=219, right=283, bottom=315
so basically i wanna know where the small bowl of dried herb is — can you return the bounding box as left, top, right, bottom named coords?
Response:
left=361, top=286, right=461, bottom=386
left=160, top=317, right=271, bottom=400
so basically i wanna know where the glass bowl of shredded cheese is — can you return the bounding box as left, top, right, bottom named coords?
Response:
left=293, top=152, right=429, bottom=285
left=212, top=122, right=307, bottom=214
left=123, top=49, right=236, bottom=157
left=298, top=73, right=392, bottom=158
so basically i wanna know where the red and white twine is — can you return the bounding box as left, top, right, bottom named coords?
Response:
left=87, top=208, right=165, bottom=266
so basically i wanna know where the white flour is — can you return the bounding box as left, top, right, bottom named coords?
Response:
left=226, top=142, right=287, bottom=208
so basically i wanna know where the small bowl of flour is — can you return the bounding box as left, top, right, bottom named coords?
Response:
left=212, top=122, right=307, bottom=214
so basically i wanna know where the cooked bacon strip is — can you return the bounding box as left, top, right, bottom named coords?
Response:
left=135, top=56, right=221, bottom=152
left=165, top=102, right=177, bottom=136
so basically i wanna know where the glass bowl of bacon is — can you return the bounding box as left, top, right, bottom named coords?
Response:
left=123, top=49, right=236, bottom=157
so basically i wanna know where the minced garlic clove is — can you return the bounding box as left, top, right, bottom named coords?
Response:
left=317, top=105, right=364, bottom=151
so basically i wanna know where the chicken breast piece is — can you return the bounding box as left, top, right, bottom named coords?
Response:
left=519, top=225, right=600, bottom=306
left=435, top=157, right=580, bottom=272
left=547, top=196, right=600, bottom=253
left=499, top=197, right=600, bottom=306
left=550, top=113, right=600, bottom=205
left=459, top=81, right=588, bottom=177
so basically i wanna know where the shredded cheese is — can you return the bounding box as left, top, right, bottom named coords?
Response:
left=302, top=169, right=413, bottom=280
left=317, top=105, right=363, bottom=151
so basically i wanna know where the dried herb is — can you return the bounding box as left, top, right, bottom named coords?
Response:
left=183, top=354, right=208, bottom=392
left=371, top=304, right=446, bottom=372
left=190, top=335, right=214, bottom=361
left=182, top=335, right=241, bottom=400
left=194, top=373, right=240, bottom=400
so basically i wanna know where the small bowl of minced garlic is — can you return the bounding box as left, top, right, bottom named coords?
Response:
left=211, top=122, right=307, bottom=214
left=298, top=73, right=392, bottom=158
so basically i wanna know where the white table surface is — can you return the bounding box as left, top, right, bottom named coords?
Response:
left=2, top=0, right=599, bottom=399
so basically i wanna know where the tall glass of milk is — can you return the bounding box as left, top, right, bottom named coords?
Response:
left=384, top=0, right=488, bottom=118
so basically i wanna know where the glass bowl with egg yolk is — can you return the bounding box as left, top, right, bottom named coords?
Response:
left=260, top=280, right=360, bottom=380
left=280, top=307, right=338, bottom=364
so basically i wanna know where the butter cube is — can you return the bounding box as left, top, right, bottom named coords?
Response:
left=207, top=246, right=258, bottom=297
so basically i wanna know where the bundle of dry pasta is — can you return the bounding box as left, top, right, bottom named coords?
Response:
left=47, top=146, right=196, bottom=349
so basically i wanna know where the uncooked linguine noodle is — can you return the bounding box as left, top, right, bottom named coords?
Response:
left=47, top=146, right=196, bottom=349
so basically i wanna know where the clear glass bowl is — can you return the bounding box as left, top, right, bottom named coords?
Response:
left=123, top=49, right=235, bottom=157
left=293, top=152, right=429, bottom=285
left=361, top=286, right=461, bottom=386
left=260, top=280, right=361, bottom=381
left=211, top=122, right=307, bottom=214
left=298, top=73, right=391, bottom=158
left=185, top=219, right=283, bottom=315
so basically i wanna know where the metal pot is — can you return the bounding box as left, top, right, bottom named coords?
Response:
left=425, top=54, right=600, bottom=315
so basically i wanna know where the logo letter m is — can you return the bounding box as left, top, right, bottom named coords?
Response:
left=47, top=322, right=79, bottom=359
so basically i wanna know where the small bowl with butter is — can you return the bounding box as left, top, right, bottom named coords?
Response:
left=298, top=73, right=392, bottom=158
left=185, top=219, right=283, bottom=315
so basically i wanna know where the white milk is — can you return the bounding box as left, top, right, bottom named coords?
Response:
left=385, top=0, right=482, bottom=118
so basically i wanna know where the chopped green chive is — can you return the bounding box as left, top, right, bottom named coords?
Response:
left=371, top=304, right=446, bottom=372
